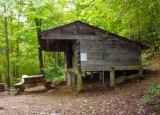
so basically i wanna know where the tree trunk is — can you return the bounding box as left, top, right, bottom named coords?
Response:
left=15, top=37, right=19, bottom=77
left=137, top=14, right=141, bottom=43
left=35, top=18, right=43, bottom=74
left=4, top=5, right=10, bottom=88
left=10, top=13, right=18, bottom=78
left=15, top=14, right=21, bottom=78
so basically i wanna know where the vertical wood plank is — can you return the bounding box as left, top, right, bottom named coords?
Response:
left=90, top=72, right=94, bottom=79
left=67, top=72, right=72, bottom=86
left=71, top=73, right=76, bottom=85
left=110, top=67, right=115, bottom=87
left=139, top=66, right=143, bottom=74
left=99, top=72, right=103, bottom=81
left=77, top=71, right=82, bottom=92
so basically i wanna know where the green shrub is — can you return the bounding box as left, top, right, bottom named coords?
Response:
left=54, top=76, right=64, bottom=85
left=142, top=83, right=160, bottom=109
left=43, top=59, right=64, bottom=83
left=10, top=77, right=21, bottom=87
left=142, top=51, right=152, bottom=67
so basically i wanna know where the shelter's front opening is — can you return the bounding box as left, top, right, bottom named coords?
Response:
left=43, top=52, right=65, bottom=67
left=44, top=39, right=75, bottom=69
left=46, top=40, right=76, bottom=86
left=65, top=40, right=73, bottom=68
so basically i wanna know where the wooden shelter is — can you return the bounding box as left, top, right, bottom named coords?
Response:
left=39, top=21, right=148, bottom=91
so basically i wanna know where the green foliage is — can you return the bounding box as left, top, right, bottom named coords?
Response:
left=142, top=83, right=160, bottom=109
left=142, top=46, right=159, bottom=66
left=0, top=0, right=160, bottom=87
left=10, top=77, right=21, bottom=87
left=142, top=50, right=153, bottom=66
left=43, top=59, right=64, bottom=83
left=76, top=0, right=160, bottom=47
left=0, top=75, right=6, bottom=83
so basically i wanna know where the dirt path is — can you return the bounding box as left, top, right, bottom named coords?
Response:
left=0, top=52, right=160, bottom=115
left=0, top=69, right=160, bottom=115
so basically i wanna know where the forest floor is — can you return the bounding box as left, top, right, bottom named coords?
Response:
left=0, top=52, right=160, bottom=115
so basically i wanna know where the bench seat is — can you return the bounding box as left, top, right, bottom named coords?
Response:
left=0, top=83, right=5, bottom=92
left=14, top=75, right=53, bottom=94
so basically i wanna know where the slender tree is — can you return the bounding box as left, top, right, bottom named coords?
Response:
left=35, top=18, right=43, bottom=74
left=3, top=4, right=10, bottom=87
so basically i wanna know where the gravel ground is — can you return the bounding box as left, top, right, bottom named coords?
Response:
left=0, top=52, right=160, bottom=115
left=0, top=69, right=160, bottom=115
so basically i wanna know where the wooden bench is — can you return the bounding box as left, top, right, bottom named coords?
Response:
left=14, top=75, right=53, bottom=94
left=0, top=83, right=5, bottom=92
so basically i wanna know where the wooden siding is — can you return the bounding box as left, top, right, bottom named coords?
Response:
left=73, top=40, right=80, bottom=73
left=39, top=21, right=147, bottom=72
left=80, top=36, right=141, bottom=71
left=41, top=34, right=103, bottom=40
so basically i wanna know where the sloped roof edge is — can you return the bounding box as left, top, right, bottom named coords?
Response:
left=39, top=20, right=149, bottom=50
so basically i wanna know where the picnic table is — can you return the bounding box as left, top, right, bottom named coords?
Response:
left=0, top=83, right=5, bottom=92
left=14, top=75, right=52, bottom=94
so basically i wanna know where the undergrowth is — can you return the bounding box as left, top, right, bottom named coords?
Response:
left=43, top=59, right=64, bottom=84
left=142, top=83, right=160, bottom=109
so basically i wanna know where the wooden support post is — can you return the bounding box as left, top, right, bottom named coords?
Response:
left=64, top=72, right=67, bottom=82
left=139, top=66, right=143, bottom=74
left=110, top=67, right=115, bottom=87
left=99, top=72, right=103, bottom=81
left=71, top=73, right=76, bottom=85
left=90, top=72, right=93, bottom=79
left=64, top=52, right=67, bottom=83
left=67, top=72, right=72, bottom=86
left=77, top=71, right=82, bottom=92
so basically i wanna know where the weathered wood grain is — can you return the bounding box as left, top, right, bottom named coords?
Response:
left=41, top=34, right=103, bottom=40
left=79, top=38, right=141, bottom=71
left=39, top=21, right=146, bottom=73
left=81, top=65, right=140, bottom=71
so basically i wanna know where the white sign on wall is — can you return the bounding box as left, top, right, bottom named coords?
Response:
left=80, top=53, right=87, bottom=61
